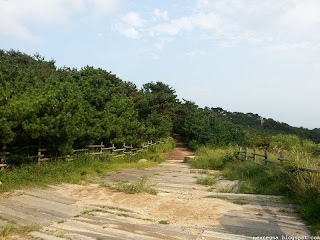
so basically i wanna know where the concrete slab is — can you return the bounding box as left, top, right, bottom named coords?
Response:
left=18, top=188, right=77, bottom=205
left=208, top=192, right=284, bottom=201
left=0, top=199, right=64, bottom=223
left=63, top=233, right=96, bottom=240
left=30, top=232, right=68, bottom=240
left=0, top=142, right=310, bottom=240
left=201, top=230, right=252, bottom=240
left=0, top=204, right=52, bottom=226
left=13, top=195, right=83, bottom=217
left=81, top=214, right=196, bottom=240
left=61, top=220, right=157, bottom=240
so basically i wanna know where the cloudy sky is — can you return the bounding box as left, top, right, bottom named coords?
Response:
left=1, top=0, right=320, bottom=129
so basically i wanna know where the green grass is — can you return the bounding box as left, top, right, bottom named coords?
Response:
left=195, top=146, right=320, bottom=235
left=0, top=222, right=40, bottom=237
left=207, top=187, right=216, bottom=192
left=218, top=187, right=234, bottom=193
left=191, top=147, right=236, bottom=170
left=158, top=220, right=169, bottom=224
left=205, top=195, right=229, bottom=200
left=224, top=160, right=320, bottom=235
left=278, top=209, right=290, bottom=213
left=232, top=200, right=248, bottom=205
left=117, top=213, right=130, bottom=217
left=76, top=209, right=113, bottom=218
left=105, top=176, right=157, bottom=195
left=196, top=176, right=218, bottom=186
left=0, top=139, right=175, bottom=193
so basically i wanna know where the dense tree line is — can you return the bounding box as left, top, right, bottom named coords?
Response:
left=0, top=50, right=174, bottom=156
left=176, top=102, right=247, bottom=149
left=211, top=107, right=320, bottom=145
left=1, top=50, right=319, bottom=163
left=0, top=50, right=245, bottom=161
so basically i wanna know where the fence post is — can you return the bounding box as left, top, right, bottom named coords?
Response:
left=37, top=150, right=42, bottom=165
left=279, top=151, right=283, bottom=166
left=245, top=148, right=248, bottom=161
left=237, top=147, right=240, bottom=161
left=0, top=145, right=8, bottom=171
left=253, top=148, right=256, bottom=163
left=264, top=150, right=268, bottom=165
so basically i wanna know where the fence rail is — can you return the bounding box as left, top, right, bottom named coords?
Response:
left=237, top=147, right=320, bottom=173
left=0, top=138, right=169, bottom=171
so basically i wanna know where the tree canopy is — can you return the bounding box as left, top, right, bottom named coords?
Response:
left=1, top=49, right=319, bottom=162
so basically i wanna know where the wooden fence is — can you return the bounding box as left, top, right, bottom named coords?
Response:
left=237, top=147, right=320, bottom=173
left=0, top=139, right=168, bottom=170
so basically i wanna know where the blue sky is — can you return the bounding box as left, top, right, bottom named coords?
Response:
left=1, top=0, right=320, bottom=129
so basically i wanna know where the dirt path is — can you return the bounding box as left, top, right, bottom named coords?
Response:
left=165, top=137, right=194, bottom=160
left=0, top=141, right=311, bottom=239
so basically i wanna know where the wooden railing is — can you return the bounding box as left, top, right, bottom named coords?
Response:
left=0, top=139, right=169, bottom=170
left=237, top=147, right=320, bottom=173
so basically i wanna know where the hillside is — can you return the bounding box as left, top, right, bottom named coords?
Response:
left=211, top=107, right=320, bottom=144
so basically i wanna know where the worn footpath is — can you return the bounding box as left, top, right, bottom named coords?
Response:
left=0, top=141, right=311, bottom=239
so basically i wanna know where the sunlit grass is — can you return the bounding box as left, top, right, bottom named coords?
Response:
left=196, top=176, right=218, bottom=186
left=103, top=176, right=157, bottom=195
left=0, top=139, right=175, bottom=193
left=0, top=222, right=40, bottom=237
left=191, top=147, right=236, bottom=170
left=194, top=146, right=320, bottom=235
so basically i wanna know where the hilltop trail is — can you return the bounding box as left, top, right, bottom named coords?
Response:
left=165, top=135, right=194, bottom=161
left=0, top=138, right=311, bottom=239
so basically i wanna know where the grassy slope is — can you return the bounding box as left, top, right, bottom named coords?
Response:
left=192, top=147, right=320, bottom=235
left=0, top=139, right=175, bottom=193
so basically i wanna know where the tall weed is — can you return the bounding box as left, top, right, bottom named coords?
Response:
left=192, top=147, right=236, bottom=170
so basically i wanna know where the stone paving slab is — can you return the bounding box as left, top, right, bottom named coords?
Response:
left=0, top=143, right=312, bottom=239
left=17, top=188, right=77, bottom=205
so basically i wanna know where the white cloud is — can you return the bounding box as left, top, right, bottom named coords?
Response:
left=314, top=63, right=320, bottom=73
left=107, top=0, right=320, bottom=55
left=282, top=0, right=320, bottom=28
left=121, top=27, right=140, bottom=39
left=113, top=24, right=141, bottom=39
left=154, top=38, right=173, bottom=49
left=153, top=9, right=169, bottom=21
left=113, top=12, right=144, bottom=39
left=150, top=12, right=220, bottom=36
left=185, top=50, right=207, bottom=57
left=121, top=12, right=145, bottom=27
left=91, top=0, right=121, bottom=16
left=193, top=0, right=320, bottom=54
left=0, top=0, right=122, bottom=41
left=152, top=54, right=160, bottom=60
left=260, top=42, right=320, bottom=53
